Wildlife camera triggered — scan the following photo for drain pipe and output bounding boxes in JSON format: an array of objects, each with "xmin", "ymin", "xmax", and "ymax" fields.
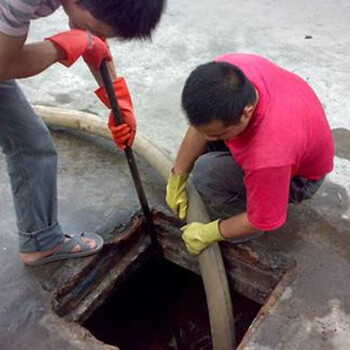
[{"xmin": 34, "ymin": 105, "xmax": 236, "ymax": 350}]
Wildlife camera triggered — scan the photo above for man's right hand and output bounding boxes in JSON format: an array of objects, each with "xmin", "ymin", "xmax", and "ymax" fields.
[
  {"xmin": 166, "ymin": 170, "xmax": 189, "ymax": 220},
  {"xmin": 95, "ymin": 77, "xmax": 137, "ymax": 150},
  {"xmin": 45, "ymin": 29, "xmax": 111, "ymax": 70}
]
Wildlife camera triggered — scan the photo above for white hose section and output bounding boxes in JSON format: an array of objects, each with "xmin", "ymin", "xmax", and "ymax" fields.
[{"xmin": 34, "ymin": 105, "xmax": 236, "ymax": 350}]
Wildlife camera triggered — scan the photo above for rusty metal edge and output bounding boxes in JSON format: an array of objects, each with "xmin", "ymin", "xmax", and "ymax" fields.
[
  {"xmin": 34, "ymin": 105, "xmax": 236, "ymax": 350},
  {"xmin": 237, "ymin": 265, "xmax": 298, "ymax": 349}
]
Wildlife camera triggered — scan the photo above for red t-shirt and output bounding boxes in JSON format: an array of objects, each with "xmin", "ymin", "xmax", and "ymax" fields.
[{"xmin": 216, "ymin": 54, "xmax": 334, "ymax": 231}]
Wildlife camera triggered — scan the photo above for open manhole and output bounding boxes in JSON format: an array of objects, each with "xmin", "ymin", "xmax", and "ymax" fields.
[
  {"xmin": 83, "ymin": 257, "xmax": 261, "ymax": 349},
  {"xmin": 53, "ymin": 211, "xmax": 295, "ymax": 349}
]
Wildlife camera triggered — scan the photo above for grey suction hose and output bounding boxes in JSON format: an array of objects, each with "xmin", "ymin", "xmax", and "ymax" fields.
[{"xmin": 34, "ymin": 105, "xmax": 236, "ymax": 350}]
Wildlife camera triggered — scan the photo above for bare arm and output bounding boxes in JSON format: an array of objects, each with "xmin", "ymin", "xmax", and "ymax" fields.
[
  {"xmin": 175, "ymin": 128, "xmax": 259, "ymax": 238},
  {"xmin": 86, "ymin": 56, "xmax": 117, "ymax": 86},
  {"xmin": 173, "ymin": 126, "xmax": 208, "ymax": 175},
  {"xmin": 220, "ymin": 212, "xmax": 259, "ymax": 239},
  {"xmin": 0, "ymin": 31, "xmax": 64, "ymax": 82},
  {"xmin": 0, "ymin": 28, "xmax": 116, "ymax": 87}
]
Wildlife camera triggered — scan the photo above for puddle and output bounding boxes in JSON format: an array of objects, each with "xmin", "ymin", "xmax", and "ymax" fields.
[{"xmin": 83, "ymin": 257, "xmax": 261, "ymax": 349}]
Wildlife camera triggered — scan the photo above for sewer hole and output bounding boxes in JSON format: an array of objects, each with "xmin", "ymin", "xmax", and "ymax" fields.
[{"xmin": 84, "ymin": 258, "xmax": 261, "ymax": 349}]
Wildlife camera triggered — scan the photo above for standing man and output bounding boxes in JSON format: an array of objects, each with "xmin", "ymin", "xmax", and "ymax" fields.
[
  {"xmin": 0, "ymin": 0, "xmax": 166, "ymax": 265},
  {"xmin": 166, "ymin": 53, "xmax": 334, "ymax": 255}
]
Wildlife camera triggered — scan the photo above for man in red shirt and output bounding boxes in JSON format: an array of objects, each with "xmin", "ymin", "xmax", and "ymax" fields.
[{"xmin": 166, "ymin": 53, "xmax": 334, "ymax": 255}]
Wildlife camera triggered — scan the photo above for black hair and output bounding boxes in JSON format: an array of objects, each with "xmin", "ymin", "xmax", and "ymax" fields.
[
  {"xmin": 181, "ymin": 61, "xmax": 257, "ymax": 126},
  {"xmin": 80, "ymin": 0, "xmax": 166, "ymax": 40}
]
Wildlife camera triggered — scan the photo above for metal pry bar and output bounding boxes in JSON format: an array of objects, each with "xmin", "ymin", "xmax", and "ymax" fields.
[{"xmin": 99, "ymin": 60, "xmax": 160, "ymax": 251}]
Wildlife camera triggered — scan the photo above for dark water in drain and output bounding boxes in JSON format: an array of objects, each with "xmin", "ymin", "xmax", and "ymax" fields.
[{"xmin": 84, "ymin": 258, "xmax": 261, "ymax": 350}]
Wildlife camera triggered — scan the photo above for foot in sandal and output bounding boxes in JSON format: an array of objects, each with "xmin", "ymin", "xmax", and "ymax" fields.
[{"xmin": 20, "ymin": 232, "xmax": 104, "ymax": 266}]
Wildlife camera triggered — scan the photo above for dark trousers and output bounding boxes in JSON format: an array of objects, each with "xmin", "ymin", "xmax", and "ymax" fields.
[{"xmin": 192, "ymin": 141, "xmax": 324, "ymax": 223}]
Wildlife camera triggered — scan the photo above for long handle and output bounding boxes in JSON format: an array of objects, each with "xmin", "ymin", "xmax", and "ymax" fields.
[{"xmin": 99, "ymin": 60, "xmax": 158, "ymax": 247}]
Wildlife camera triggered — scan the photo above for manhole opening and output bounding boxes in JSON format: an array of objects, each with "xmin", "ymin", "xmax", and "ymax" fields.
[
  {"xmin": 83, "ymin": 256, "xmax": 261, "ymax": 350},
  {"xmin": 54, "ymin": 213, "xmax": 294, "ymax": 348}
]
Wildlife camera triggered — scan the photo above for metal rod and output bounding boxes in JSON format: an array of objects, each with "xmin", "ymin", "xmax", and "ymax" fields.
[{"xmin": 99, "ymin": 60, "xmax": 158, "ymax": 247}]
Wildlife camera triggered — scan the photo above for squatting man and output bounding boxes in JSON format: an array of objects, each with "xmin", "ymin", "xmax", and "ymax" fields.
[{"xmin": 166, "ymin": 53, "xmax": 334, "ymax": 255}]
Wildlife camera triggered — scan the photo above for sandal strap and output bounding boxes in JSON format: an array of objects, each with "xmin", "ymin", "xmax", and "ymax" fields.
[{"xmin": 55, "ymin": 232, "xmax": 90, "ymax": 255}]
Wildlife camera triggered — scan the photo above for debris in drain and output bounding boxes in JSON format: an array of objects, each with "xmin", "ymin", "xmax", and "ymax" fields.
[{"xmin": 84, "ymin": 258, "xmax": 261, "ymax": 350}]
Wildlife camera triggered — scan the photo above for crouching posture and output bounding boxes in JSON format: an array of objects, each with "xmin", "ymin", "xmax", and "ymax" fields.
[{"xmin": 166, "ymin": 53, "xmax": 334, "ymax": 255}]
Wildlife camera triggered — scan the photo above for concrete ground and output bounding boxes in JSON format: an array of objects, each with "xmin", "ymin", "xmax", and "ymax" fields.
[
  {"xmin": 0, "ymin": 130, "xmax": 167, "ymax": 350},
  {"xmin": 1, "ymin": 0, "xmax": 350, "ymax": 349}
]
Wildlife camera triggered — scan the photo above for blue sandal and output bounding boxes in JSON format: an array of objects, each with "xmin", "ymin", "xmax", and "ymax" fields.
[{"xmin": 27, "ymin": 232, "xmax": 104, "ymax": 266}]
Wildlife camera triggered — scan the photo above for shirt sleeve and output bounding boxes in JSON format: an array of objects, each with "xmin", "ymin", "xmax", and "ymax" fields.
[
  {"xmin": 245, "ymin": 165, "xmax": 292, "ymax": 231},
  {"xmin": 0, "ymin": 0, "xmax": 34, "ymax": 36}
]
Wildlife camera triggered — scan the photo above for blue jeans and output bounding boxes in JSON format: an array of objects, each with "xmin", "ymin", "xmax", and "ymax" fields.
[{"xmin": 0, "ymin": 80, "xmax": 64, "ymax": 252}]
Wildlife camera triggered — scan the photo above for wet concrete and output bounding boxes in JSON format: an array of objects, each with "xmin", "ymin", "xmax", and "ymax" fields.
[
  {"xmin": 0, "ymin": 130, "xmax": 166, "ymax": 350},
  {"xmin": 238, "ymin": 179, "xmax": 350, "ymax": 349},
  {"xmin": 1, "ymin": 127, "xmax": 350, "ymax": 349},
  {"xmin": 0, "ymin": 127, "xmax": 349, "ymax": 350},
  {"xmin": 1, "ymin": 0, "xmax": 350, "ymax": 348}
]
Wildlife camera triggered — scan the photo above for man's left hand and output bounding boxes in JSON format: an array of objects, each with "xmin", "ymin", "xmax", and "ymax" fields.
[{"xmin": 181, "ymin": 220, "xmax": 224, "ymax": 255}]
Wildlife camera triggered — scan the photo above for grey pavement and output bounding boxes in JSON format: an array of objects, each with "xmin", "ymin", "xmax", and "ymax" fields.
[
  {"xmin": 22, "ymin": 0, "xmax": 350, "ymax": 215},
  {"xmin": 0, "ymin": 130, "xmax": 166, "ymax": 350},
  {"xmin": 1, "ymin": 0, "xmax": 350, "ymax": 349}
]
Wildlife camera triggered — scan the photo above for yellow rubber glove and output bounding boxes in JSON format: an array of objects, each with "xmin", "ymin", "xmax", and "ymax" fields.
[
  {"xmin": 181, "ymin": 220, "xmax": 224, "ymax": 255},
  {"xmin": 166, "ymin": 170, "xmax": 189, "ymax": 220}
]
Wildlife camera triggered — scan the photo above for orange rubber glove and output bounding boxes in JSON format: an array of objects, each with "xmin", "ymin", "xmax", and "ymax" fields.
[
  {"xmin": 45, "ymin": 29, "xmax": 112, "ymax": 70},
  {"xmin": 95, "ymin": 77, "xmax": 136, "ymax": 149},
  {"xmin": 82, "ymin": 36, "xmax": 111, "ymax": 70}
]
